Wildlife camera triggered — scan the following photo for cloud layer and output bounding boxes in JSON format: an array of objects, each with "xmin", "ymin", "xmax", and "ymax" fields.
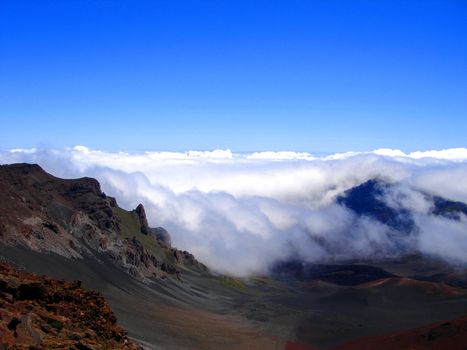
[{"xmin": 2, "ymin": 146, "xmax": 467, "ymax": 276}]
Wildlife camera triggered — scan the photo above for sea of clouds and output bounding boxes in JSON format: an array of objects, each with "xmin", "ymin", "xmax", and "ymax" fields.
[{"xmin": 1, "ymin": 146, "xmax": 467, "ymax": 276}]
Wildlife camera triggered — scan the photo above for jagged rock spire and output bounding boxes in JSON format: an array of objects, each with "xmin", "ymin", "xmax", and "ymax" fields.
[{"xmin": 134, "ymin": 203, "xmax": 149, "ymax": 235}]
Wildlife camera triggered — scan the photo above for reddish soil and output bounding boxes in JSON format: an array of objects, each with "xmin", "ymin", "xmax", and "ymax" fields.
[
  {"xmin": 0, "ymin": 262, "xmax": 139, "ymax": 349},
  {"xmin": 332, "ymin": 316, "xmax": 467, "ymax": 350}
]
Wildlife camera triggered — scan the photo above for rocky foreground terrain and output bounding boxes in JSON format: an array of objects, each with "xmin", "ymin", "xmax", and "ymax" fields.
[
  {"xmin": 0, "ymin": 261, "xmax": 139, "ymax": 349},
  {"xmin": 0, "ymin": 163, "xmax": 466, "ymax": 349}
]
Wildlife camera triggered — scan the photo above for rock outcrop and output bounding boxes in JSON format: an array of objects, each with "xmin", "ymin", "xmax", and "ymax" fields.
[
  {"xmin": 132, "ymin": 204, "xmax": 150, "ymax": 235},
  {"xmin": 0, "ymin": 261, "xmax": 139, "ymax": 349}
]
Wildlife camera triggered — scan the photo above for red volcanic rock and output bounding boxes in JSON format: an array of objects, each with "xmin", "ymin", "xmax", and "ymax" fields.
[
  {"xmin": 0, "ymin": 262, "xmax": 140, "ymax": 349},
  {"xmin": 332, "ymin": 316, "xmax": 467, "ymax": 350}
]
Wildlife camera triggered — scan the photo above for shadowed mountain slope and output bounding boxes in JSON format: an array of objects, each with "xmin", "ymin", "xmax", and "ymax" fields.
[
  {"xmin": 338, "ymin": 178, "xmax": 467, "ymax": 230},
  {"xmin": 337, "ymin": 179, "xmax": 415, "ymax": 233}
]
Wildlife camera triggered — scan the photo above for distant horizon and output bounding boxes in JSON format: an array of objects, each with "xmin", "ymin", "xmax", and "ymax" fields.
[{"xmin": 3, "ymin": 144, "xmax": 467, "ymax": 156}]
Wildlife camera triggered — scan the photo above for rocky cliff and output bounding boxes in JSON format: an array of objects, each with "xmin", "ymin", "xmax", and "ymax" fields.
[{"xmin": 0, "ymin": 163, "xmax": 207, "ymax": 280}]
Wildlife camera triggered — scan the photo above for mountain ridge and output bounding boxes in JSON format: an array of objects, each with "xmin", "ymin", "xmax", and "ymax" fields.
[{"xmin": 0, "ymin": 163, "xmax": 206, "ymax": 280}]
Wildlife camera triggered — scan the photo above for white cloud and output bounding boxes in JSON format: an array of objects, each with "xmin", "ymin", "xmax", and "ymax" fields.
[
  {"xmin": 408, "ymin": 148, "xmax": 467, "ymax": 160},
  {"xmin": 247, "ymin": 151, "xmax": 315, "ymax": 160},
  {"xmin": 1, "ymin": 146, "xmax": 467, "ymax": 275},
  {"xmin": 415, "ymin": 214, "xmax": 467, "ymax": 264},
  {"xmin": 373, "ymin": 148, "xmax": 408, "ymax": 158}
]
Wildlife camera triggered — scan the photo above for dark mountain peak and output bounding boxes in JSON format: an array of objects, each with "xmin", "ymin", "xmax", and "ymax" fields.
[
  {"xmin": 0, "ymin": 163, "xmax": 103, "ymax": 197},
  {"xmin": 338, "ymin": 178, "xmax": 467, "ymax": 232},
  {"xmin": 1, "ymin": 162, "xmax": 44, "ymax": 172},
  {"xmin": 338, "ymin": 178, "xmax": 415, "ymax": 233},
  {"xmin": 339, "ymin": 179, "xmax": 388, "ymax": 208},
  {"xmin": 0, "ymin": 163, "xmax": 53, "ymax": 182}
]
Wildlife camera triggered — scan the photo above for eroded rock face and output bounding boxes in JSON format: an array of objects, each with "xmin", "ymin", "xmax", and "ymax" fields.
[
  {"xmin": 0, "ymin": 163, "xmax": 207, "ymax": 280},
  {"xmin": 0, "ymin": 262, "xmax": 140, "ymax": 349},
  {"xmin": 132, "ymin": 204, "xmax": 150, "ymax": 235}
]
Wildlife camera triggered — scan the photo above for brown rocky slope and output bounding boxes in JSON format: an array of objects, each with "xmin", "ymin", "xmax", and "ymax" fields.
[{"xmin": 0, "ymin": 261, "xmax": 139, "ymax": 349}]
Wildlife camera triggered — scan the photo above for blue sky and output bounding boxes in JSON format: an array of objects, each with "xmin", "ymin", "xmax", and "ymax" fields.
[{"xmin": 1, "ymin": 0, "xmax": 466, "ymax": 152}]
